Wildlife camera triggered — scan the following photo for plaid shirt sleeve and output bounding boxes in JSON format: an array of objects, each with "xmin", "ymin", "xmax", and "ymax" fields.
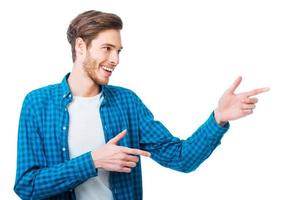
[
  {"xmin": 136, "ymin": 94, "xmax": 230, "ymax": 173},
  {"xmin": 14, "ymin": 94, "xmax": 97, "ymax": 200}
]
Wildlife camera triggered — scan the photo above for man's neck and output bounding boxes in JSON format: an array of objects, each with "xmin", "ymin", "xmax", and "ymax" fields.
[{"xmin": 68, "ymin": 66, "xmax": 100, "ymax": 97}]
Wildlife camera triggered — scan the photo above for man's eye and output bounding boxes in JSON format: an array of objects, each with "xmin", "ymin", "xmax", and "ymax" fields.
[{"xmin": 103, "ymin": 47, "xmax": 111, "ymax": 51}]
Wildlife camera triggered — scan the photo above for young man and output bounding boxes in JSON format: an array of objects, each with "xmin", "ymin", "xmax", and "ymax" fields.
[{"xmin": 14, "ymin": 10, "xmax": 269, "ymax": 200}]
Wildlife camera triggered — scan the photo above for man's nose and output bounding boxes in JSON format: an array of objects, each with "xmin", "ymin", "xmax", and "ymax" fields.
[{"xmin": 109, "ymin": 51, "xmax": 119, "ymax": 66}]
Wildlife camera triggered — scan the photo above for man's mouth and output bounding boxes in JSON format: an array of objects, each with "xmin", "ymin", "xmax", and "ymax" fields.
[{"xmin": 101, "ymin": 66, "xmax": 114, "ymax": 72}]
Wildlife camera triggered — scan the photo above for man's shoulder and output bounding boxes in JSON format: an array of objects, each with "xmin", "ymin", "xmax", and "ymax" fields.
[
  {"xmin": 103, "ymin": 85, "xmax": 142, "ymax": 110},
  {"xmin": 24, "ymin": 83, "xmax": 62, "ymax": 104},
  {"xmin": 104, "ymin": 85, "xmax": 137, "ymax": 98}
]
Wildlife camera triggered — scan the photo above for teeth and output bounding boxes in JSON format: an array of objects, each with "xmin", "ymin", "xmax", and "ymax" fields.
[{"xmin": 102, "ymin": 66, "xmax": 114, "ymax": 72}]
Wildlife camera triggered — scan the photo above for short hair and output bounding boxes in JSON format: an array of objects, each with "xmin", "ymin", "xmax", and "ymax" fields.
[{"xmin": 67, "ymin": 10, "xmax": 123, "ymax": 62}]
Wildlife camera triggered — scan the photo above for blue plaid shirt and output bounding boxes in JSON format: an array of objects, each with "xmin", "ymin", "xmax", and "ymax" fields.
[{"xmin": 14, "ymin": 73, "xmax": 229, "ymax": 200}]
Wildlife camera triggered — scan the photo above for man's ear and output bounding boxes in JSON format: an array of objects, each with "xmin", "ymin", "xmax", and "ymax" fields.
[{"xmin": 75, "ymin": 37, "xmax": 87, "ymax": 58}]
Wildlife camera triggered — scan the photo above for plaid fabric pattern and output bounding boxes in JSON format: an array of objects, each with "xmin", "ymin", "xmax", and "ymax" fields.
[{"xmin": 14, "ymin": 73, "xmax": 229, "ymax": 200}]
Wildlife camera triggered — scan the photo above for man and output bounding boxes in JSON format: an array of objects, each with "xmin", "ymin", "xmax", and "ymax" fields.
[{"xmin": 14, "ymin": 10, "xmax": 269, "ymax": 200}]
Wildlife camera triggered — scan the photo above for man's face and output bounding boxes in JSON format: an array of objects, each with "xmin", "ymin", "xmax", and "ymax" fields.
[{"xmin": 82, "ymin": 29, "xmax": 122, "ymax": 85}]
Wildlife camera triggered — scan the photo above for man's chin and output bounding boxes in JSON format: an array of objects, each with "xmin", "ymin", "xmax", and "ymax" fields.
[
  {"xmin": 89, "ymin": 72, "xmax": 110, "ymax": 85},
  {"xmin": 95, "ymin": 78, "xmax": 109, "ymax": 85}
]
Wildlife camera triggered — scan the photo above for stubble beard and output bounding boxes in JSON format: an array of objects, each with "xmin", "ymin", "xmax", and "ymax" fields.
[{"xmin": 83, "ymin": 54, "xmax": 109, "ymax": 85}]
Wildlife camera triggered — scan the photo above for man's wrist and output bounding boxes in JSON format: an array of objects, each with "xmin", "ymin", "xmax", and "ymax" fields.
[
  {"xmin": 91, "ymin": 151, "xmax": 99, "ymax": 169},
  {"xmin": 214, "ymin": 109, "xmax": 227, "ymax": 126}
]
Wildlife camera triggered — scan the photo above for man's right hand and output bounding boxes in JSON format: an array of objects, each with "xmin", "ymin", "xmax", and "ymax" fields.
[{"xmin": 91, "ymin": 130, "xmax": 151, "ymax": 173}]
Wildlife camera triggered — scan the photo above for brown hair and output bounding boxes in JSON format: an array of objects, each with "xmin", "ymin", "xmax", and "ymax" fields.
[{"xmin": 67, "ymin": 10, "xmax": 123, "ymax": 62}]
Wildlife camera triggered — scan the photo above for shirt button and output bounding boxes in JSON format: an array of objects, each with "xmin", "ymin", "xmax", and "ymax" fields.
[
  {"xmin": 63, "ymin": 126, "xmax": 66, "ymax": 130},
  {"xmin": 62, "ymin": 147, "xmax": 66, "ymax": 151},
  {"xmin": 68, "ymin": 94, "xmax": 72, "ymax": 98}
]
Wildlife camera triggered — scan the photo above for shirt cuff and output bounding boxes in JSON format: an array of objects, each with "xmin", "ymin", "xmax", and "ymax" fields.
[
  {"xmin": 205, "ymin": 111, "xmax": 230, "ymax": 137},
  {"xmin": 73, "ymin": 152, "xmax": 97, "ymax": 181}
]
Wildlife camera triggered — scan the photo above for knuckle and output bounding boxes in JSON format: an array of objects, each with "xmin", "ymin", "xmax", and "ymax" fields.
[
  {"xmin": 130, "ymin": 156, "xmax": 139, "ymax": 162},
  {"xmin": 117, "ymin": 160, "xmax": 124, "ymax": 166},
  {"xmin": 128, "ymin": 162, "xmax": 136, "ymax": 168},
  {"xmin": 131, "ymin": 148, "xmax": 138, "ymax": 154},
  {"xmin": 120, "ymin": 154, "xmax": 127, "ymax": 160},
  {"xmin": 118, "ymin": 148, "xmax": 124, "ymax": 154},
  {"xmin": 118, "ymin": 166, "xmax": 124, "ymax": 171}
]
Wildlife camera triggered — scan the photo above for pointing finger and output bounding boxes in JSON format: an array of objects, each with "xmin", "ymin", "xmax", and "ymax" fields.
[
  {"xmin": 122, "ymin": 147, "xmax": 151, "ymax": 157},
  {"xmin": 244, "ymin": 87, "xmax": 270, "ymax": 97}
]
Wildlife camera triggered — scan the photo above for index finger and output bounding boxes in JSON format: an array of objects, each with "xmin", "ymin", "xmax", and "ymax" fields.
[
  {"xmin": 244, "ymin": 87, "xmax": 270, "ymax": 97},
  {"xmin": 122, "ymin": 147, "xmax": 151, "ymax": 157}
]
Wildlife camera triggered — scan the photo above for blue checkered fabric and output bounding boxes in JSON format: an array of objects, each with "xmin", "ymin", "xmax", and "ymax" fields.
[{"xmin": 14, "ymin": 73, "xmax": 229, "ymax": 200}]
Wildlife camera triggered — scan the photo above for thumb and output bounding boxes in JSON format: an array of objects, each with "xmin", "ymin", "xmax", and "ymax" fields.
[
  {"xmin": 108, "ymin": 129, "xmax": 127, "ymax": 145},
  {"xmin": 226, "ymin": 76, "xmax": 242, "ymax": 94}
]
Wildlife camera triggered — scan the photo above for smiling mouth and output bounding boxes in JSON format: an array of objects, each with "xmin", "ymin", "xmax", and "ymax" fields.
[{"xmin": 101, "ymin": 66, "xmax": 114, "ymax": 72}]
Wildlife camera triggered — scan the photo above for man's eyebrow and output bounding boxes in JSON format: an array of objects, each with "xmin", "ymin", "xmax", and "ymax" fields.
[{"xmin": 102, "ymin": 43, "xmax": 123, "ymax": 50}]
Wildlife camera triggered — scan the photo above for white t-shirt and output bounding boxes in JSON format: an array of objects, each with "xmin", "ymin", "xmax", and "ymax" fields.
[{"xmin": 68, "ymin": 93, "xmax": 113, "ymax": 200}]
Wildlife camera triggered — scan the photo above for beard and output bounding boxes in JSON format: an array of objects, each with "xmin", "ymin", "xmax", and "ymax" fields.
[{"xmin": 83, "ymin": 53, "xmax": 109, "ymax": 85}]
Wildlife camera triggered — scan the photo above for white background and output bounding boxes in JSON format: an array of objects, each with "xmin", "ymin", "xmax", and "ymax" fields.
[{"xmin": 1, "ymin": 0, "xmax": 299, "ymax": 199}]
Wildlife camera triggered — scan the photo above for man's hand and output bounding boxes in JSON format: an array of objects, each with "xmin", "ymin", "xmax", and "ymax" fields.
[
  {"xmin": 91, "ymin": 130, "xmax": 151, "ymax": 173},
  {"xmin": 214, "ymin": 76, "xmax": 270, "ymax": 125}
]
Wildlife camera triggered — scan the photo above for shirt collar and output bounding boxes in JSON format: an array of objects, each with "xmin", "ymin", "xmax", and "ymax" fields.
[
  {"xmin": 61, "ymin": 73, "xmax": 72, "ymax": 99},
  {"xmin": 59, "ymin": 73, "xmax": 111, "ymax": 105}
]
